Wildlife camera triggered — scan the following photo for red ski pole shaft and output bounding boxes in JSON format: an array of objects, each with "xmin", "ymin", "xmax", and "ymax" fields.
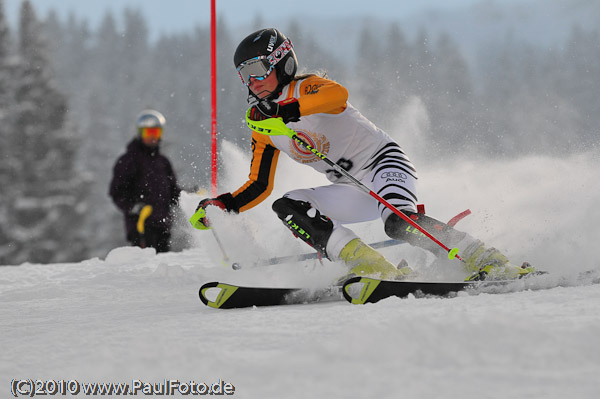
[{"xmin": 290, "ymin": 134, "xmax": 462, "ymax": 261}]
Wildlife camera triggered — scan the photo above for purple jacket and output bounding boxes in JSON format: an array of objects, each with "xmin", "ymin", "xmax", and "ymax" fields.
[{"xmin": 109, "ymin": 138, "xmax": 180, "ymax": 238}]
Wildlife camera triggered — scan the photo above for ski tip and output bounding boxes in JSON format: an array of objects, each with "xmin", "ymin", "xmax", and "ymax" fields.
[
  {"xmin": 199, "ymin": 281, "xmax": 219, "ymax": 306},
  {"xmin": 342, "ymin": 277, "xmax": 381, "ymax": 305},
  {"xmin": 342, "ymin": 277, "xmax": 360, "ymax": 304},
  {"xmin": 199, "ymin": 282, "xmax": 239, "ymax": 309}
]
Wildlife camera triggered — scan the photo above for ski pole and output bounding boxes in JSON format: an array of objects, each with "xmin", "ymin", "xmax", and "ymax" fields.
[
  {"xmin": 245, "ymin": 109, "xmax": 462, "ymax": 262},
  {"xmin": 189, "ymin": 206, "xmax": 242, "ymax": 269},
  {"xmin": 211, "ymin": 227, "xmax": 241, "ymax": 270}
]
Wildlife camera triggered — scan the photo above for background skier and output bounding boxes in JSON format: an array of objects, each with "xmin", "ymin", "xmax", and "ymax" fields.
[{"xmin": 110, "ymin": 109, "xmax": 181, "ymax": 252}]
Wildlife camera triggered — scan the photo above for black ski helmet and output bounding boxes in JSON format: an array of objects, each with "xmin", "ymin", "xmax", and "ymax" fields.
[{"xmin": 234, "ymin": 28, "xmax": 297, "ymax": 90}]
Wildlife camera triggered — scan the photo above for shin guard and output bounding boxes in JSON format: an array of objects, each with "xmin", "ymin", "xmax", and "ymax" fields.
[{"xmin": 384, "ymin": 211, "xmax": 467, "ymax": 258}]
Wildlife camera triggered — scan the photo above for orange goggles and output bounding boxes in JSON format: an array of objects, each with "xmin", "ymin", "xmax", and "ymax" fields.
[{"xmin": 140, "ymin": 127, "xmax": 162, "ymax": 140}]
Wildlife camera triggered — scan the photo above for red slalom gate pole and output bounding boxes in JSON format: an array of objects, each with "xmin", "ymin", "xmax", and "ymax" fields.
[{"xmin": 210, "ymin": 0, "xmax": 218, "ymax": 196}]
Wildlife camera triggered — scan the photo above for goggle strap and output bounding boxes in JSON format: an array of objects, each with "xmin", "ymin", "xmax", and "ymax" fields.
[{"xmin": 266, "ymin": 38, "xmax": 293, "ymax": 66}]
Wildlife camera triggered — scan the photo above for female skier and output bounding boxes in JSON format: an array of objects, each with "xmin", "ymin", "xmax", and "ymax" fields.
[{"xmin": 191, "ymin": 28, "xmax": 534, "ymax": 282}]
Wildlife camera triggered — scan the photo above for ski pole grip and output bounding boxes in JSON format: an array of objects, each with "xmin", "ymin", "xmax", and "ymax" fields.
[
  {"xmin": 245, "ymin": 108, "xmax": 291, "ymax": 137},
  {"xmin": 189, "ymin": 208, "xmax": 210, "ymax": 230}
]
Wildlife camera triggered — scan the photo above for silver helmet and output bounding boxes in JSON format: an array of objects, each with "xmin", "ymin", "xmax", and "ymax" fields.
[{"xmin": 136, "ymin": 109, "xmax": 166, "ymax": 130}]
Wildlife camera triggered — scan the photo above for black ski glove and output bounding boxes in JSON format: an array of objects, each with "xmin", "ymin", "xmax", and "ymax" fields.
[{"xmin": 249, "ymin": 98, "xmax": 301, "ymax": 123}]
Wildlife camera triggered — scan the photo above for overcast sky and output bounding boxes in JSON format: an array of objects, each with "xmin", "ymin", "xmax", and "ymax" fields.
[{"xmin": 4, "ymin": 0, "xmax": 522, "ymax": 37}]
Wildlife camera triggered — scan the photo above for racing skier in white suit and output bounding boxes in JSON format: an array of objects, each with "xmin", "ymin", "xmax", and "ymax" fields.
[{"xmin": 191, "ymin": 28, "xmax": 535, "ymax": 282}]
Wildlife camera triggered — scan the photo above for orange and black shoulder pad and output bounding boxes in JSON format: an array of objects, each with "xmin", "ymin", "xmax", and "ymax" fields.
[{"xmin": 296, "ymin": 76, "xmax": 348, "ymax": 116}]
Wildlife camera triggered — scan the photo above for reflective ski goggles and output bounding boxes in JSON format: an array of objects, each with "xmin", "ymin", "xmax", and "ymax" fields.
[
  {"xmin": 236, "ymin": 57, "xmax": 274, "ymax": 87},
  {"xmin": 236, "ymin": 38, "xmax": 294, "ymax": 87},
  {"xmin": 140, "ymin": 127, "xmax": 163, "ymax": 140}
]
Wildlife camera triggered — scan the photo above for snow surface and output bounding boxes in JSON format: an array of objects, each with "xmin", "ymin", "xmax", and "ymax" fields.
[
  {"xmin": 2, "ymin": 246, "xmax": 599, "ymax": 398},
  {"xmin": 2, "ymin": 147, "xmax": 600, "ymax": 398}
]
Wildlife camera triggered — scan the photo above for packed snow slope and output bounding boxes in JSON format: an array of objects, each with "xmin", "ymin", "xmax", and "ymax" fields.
[{"xmin": 2, "ymin": 148, "xmax": 600, "ymax": 398}]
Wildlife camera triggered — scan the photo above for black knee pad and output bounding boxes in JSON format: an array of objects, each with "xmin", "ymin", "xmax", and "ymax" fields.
[
  {"xmin": 384, "ymin": 210, "xmax": 466, "ymax": 257},
  {"xmin": 272, "ymin": 197, "xmax": 334, "ymax": 258}
]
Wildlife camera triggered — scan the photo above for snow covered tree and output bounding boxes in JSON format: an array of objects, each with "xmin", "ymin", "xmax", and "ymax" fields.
[
  {"xmin": 0, "ymin": 0, "xmax": 17, "ymax": 260},
  {"xmin": 427, "ymin": 33, "xmax": 474, "ymax": 151},
  {"xmin": 353, "ymin": 25, "xmax": 385, "ymax": 122},
  {"xmin": 1, "ymin": 1, "xmax": 90, "ymax": 264},
  {"xmin": 559, "ymin": 26, "xmax": 600, "ymax": 148},
  {"xmin": 0, "ymin": 0, "xmax": 12, "ymax": 153},
  {"xmin": 377, "ymin": 23, "xmax": 415, "ymax": 131}
]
